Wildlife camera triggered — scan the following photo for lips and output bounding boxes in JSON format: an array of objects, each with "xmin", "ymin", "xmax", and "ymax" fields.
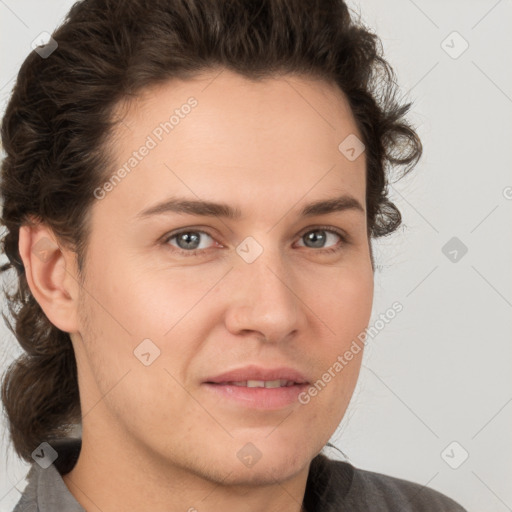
[
  {"xmin": 204, "ymin": 364, "xmax": 309, "ymax": 386},
  {"xmin": 202, "ymin": 365, "xmax": 310, "ymax": 409},
  {"xmin": 223, "ymin": 379, "xmax": 298, "ymax": 388}
]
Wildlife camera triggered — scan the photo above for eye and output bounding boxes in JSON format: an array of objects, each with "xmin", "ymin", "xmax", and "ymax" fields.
[
  {"xmin": 163, "ymin": 229, "xmax": 218, "ymax": 256},
  {"xmin": 161, "ymin": 225, "xmax": 349, "ymax": 258},
  {"xmin": 295, "ymin": 226, "xmax": 348, "ymax": 253}
]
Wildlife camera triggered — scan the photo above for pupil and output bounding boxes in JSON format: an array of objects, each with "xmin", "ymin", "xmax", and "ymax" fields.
[
  {"xmin": 306, "ymin": 231, "xmax": 325, "ymax": 248},
  {"xmin": 179, "ymin": 232, "xmax": 200, "ymax": 249}
]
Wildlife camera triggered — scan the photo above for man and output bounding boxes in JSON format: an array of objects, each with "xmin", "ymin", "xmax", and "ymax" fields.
[{"xmin": 1, "ymin": 0, "xmax": 466, "ymax": 510}]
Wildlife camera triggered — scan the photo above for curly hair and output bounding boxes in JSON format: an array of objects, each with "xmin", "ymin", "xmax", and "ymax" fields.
[{"xmin": 0, "ymin": 0, "xmax": 421, "ymax": 464}]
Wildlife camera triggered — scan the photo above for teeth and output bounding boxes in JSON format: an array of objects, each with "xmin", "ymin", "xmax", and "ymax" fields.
[
  {"xmin": 247, "ymin": 380, "xmax": 266, "ymax": 388},
  {"xmin": 262, "ymin": 379, "xmax": 281, "ymax": 388},
  {"xmin": 228, "ymin": 379, "xmax": 294, "ymax": 388}
]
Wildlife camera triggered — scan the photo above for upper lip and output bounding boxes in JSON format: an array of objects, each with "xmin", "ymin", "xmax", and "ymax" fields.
[{"xmin": 204, "ymin": 365, "xmax": 309, "ymax": 384}]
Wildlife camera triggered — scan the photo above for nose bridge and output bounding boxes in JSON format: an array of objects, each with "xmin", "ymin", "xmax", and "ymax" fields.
[
  {"xmin": 227, "ymin": 234, "xmax": 300, "ymax": 339},
  {"xmin": 236, "ymin": 233, "xmax": 290, "ymax": 288}
]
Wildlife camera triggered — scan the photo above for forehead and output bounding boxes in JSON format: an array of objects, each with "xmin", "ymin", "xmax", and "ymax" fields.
[{"xmin": 102, "ymin": 69, "xmax": 366, "ymax": 220}]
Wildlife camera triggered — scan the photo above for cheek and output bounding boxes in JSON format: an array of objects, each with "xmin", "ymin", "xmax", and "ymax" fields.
[
  {"xmin": 89, "ymin": 256, "xmax": 201, "ymax": 342},
  {"xmin": 340, "ymin": 272, "xmax": 374, "ymax": 336},
  {"xmin": 77, "ymin": 275, "xmax": 197, "ymax": 437},
  {"xmin": 314, "ymin": 260, "xmax": 374, "ymax": 338},
  {"xmin": 304, "ymin": 264, "xmax": 372, "ymax": 411}
]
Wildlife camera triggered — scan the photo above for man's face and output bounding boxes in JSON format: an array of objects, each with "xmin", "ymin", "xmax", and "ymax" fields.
[{"xmin": 71, "ymin": 69, "xmax": 374, "ymax": 484}]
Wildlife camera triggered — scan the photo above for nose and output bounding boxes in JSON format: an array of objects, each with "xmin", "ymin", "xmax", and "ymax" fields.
[{"xmin": 223, "ymin": 239, "xmax": 305, "ymax": 343}]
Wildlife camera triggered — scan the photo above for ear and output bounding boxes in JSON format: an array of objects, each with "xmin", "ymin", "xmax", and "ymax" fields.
[{"xmin": 18, "ymin": 218, "xmax": 81, "ymax": 334}]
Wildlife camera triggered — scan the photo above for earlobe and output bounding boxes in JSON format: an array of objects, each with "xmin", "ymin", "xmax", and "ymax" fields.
[{"xmin": 18, "ymin": 222, "xmax": 80, "ymax": 334}]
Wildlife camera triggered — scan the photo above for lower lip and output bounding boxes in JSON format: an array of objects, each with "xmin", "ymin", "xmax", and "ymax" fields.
[{"xmin": 202, "ymin": 383, "xmax": 309, "ymax": 409}]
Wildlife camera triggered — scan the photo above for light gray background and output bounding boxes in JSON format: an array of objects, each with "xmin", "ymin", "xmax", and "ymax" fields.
[{"xmin": 0, "ymin": 1, "xmax": 511, "ymax": 511}]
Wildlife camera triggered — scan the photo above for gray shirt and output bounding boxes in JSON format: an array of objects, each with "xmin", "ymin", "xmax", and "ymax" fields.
[{"xmin": 12, "ymin": 438, "xmax": 468, "ymax": 511}]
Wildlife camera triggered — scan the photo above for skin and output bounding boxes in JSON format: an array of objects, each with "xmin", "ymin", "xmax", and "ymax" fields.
[{"xmin": 18, "ymin": 68, "xmax": 374, "ymax": 512}]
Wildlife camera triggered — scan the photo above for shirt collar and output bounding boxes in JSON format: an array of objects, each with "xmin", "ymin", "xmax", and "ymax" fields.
[{"xmin": 16, "ymin": 450, "xmax": 85, "ymax": 512}]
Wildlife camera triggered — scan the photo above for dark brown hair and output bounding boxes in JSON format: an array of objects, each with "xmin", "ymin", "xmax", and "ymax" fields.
[{"xmin": 0, "ymin": 0, "xmax": 421, "ymax": 468}]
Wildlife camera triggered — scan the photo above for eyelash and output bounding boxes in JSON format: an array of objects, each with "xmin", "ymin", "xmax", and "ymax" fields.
[{"xmin": 161, "ymin": 225, "xmax": 349, "ymax": 258}]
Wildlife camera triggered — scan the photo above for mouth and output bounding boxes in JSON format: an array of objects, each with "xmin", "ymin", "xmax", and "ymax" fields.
[
  {"xmin": 202, "ymin": 366, "xmax": 310, "ymax": 409},
  {"xmin": 207, "ymin": 379, "xmax": 302, "ymax": 388}
]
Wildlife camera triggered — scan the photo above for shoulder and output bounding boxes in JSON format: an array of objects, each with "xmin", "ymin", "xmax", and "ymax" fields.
[
  {"xmin": 347, "ymin": 462, "xmax": 467, "ymax": 511},
  {"xmin": 305, "ymin": 454, "xmax": 467, "ymax": 511},
  {"xmin": 11, "ymin": 438, "xmax": 84, "ymax": 512}
]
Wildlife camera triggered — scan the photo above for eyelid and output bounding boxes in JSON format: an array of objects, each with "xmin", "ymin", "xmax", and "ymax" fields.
[
  {"xmin": 296, "ymin": 224, "xmax": 349, "ymax": 243},
  {"xmin": 161, "ymin": 224, "xmax": 350, "ymax": 256},
  {"xmin": 161, "ymin": 227, "xmax": 219, "ymax": 251}
]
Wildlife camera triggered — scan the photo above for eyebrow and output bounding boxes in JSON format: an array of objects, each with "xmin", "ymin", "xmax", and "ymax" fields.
[{"xmin": 136, "ymin": 194, "xmax": 365, "ymax": 220}]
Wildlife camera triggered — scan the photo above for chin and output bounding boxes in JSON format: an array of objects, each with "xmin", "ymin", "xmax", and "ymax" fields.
[
  {"xmin": 232, "ymin": 443, "xmax": 310, "ymax": 483},
  {"xmin": 178, "ymin": 442, "xmax": 310, "ymax": 488},
  {"xmin": 217, "ymin": 456, "xmax": 308, "ymax": 487}
]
